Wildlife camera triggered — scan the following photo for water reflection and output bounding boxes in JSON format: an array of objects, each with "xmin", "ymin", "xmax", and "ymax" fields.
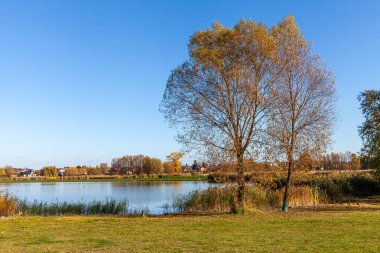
[{"xmin": 0, "ymin": 181, "xmax": 211, "ymax": 214}]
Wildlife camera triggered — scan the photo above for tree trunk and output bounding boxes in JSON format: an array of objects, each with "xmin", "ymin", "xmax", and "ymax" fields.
[
  {"xmin": 235, "ymin": 152, "xmax": 245, "ymax": 214},
  {"xmin": 282, "ymin": 158, "xmax": 293, "ymax": 212}
]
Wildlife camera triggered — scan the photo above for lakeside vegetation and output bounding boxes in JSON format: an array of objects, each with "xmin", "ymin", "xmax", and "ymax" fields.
[
  {"xmin": 0, "ymin": 208, "xmax": 379, "ymax": 252},
  {"xmin": 2, "ymin": 171, "xmax": 378, "ymax": 217},
  {"xmin": 0, "ymin": 193, "xmax": 136, "ymax": 216},
  {"xmin": 168, "ymin": 171, "xmax": 380, "ymax": 213}
]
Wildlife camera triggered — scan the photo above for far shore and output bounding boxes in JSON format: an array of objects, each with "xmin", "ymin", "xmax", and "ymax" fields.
[{"xmin": 0, "ymin": 174, "xmax": 209, "ymax": 183}]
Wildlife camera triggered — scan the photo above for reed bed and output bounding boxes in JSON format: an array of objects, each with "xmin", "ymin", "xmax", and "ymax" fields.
[
  {"xmin": 0, "ymin": 192, "xmax": 148, "ymax": 216},
  {"xmin": 168, "ymin": 185, "xmax": 323, "ymax": 213},
  {"xmin": 16, "ymin": 198, "xmax": 132, "ymax": 216}
]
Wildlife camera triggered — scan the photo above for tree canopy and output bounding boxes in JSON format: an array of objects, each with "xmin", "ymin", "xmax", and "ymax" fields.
[{"xmin": 358, "ymin": 90, "xmax": 380, "ymax": 169}]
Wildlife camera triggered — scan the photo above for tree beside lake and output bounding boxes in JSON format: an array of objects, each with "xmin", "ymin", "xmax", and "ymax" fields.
[{"xmin": 161, "ymin": 16, "xmax": 336, "ymax": 212}]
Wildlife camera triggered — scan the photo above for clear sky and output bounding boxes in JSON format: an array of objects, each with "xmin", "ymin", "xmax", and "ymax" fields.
[{"xmin": 0, "ymin": 0, "xmax": 379, "ymax": 168}]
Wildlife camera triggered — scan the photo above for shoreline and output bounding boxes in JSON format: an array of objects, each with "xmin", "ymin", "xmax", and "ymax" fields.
[{"xmin": 0, "ymin": 175, "xmax": 209, "ymax": 183}]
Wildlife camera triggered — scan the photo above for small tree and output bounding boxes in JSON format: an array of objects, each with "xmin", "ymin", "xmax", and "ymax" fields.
[
  {"xmin": 358, "ymin": 90, "xmax": 380, "ymax": 169},
  {"xmin": 0, "ymin": 168, "xmax": 6, "ymax": 177},
  {"xmin": 350, "ymin": 153, "xmax": 361, "ymax": 170},
  {"xmin": 87, "ymin": 167, "xmax": 101, "ymax": 175},
  {"xmin": 166, "ymin": 152, "xmax": 183, "ymax": 173},
  {"xmin": 268, "ymin": 17, "xmax": 336, "ymax": 211},
  {"xmin": 4, "ymin": 165, "xmax": 13, "ymax": 178},
  {"xmin": 143, "ymin": 156, "xmax": 153, "ymax": 175},
  {"xmin": 43, "ymin": 166, "xmax": 58, "ymax": 178},
  {"xmin": 150, "ymin": 158, "xmax": 163, "ymax": 174},
  {"xmin": 64, "ymin": 167, "xmax": 78, "ymax": 176},
  {"xmin": 99, "ymin": 163, "xmax": 110, "ymax": 175},
  {"xmin": 297, "ymin": 152, "xmax": 314, "ymax": 171},
  {"xmin": 163, "ymin": 161, "xmax": 175, "ymax": 174}
]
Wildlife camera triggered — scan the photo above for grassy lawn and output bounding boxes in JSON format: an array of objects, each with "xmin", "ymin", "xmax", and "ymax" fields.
[{"xmin": 0, "ymin": 208, "xmax": 379, "ymax": 252}]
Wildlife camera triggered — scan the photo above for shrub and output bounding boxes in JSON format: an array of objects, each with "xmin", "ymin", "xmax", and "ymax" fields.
[
  {"xmin": 0, "ymin": 192, "xmax": 18, "ymax": 216},
  {"xmin": 310, "ymin": 173, "xmax": 380, "ymax": 202}
]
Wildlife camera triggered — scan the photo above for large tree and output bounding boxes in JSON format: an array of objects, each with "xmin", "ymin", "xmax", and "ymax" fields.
[
  {"xmin": 160, "ymin": 20, "xmax": 276, "ymax": 212},
  {"xmin": 358, "ymin": 90, "xmax": 380, "ymax": 169},
  {"xmin": 268, "ymin": 17, "xmax": 336, "ymax": 211},
  {"xmin": 161, "ymin": 16, "xmax": 336, "ymax": 212}
]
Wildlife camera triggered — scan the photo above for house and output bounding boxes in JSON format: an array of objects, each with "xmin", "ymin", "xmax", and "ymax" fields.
[
  {"xmin": 57, "ymin": 168, "xmax": 66, "ymax": 177},
  {"xmin": 19, "ymin": 169, "xmax": 37, "ymax": 178}
]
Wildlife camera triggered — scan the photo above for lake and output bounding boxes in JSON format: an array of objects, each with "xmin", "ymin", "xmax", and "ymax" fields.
[{"xmin": 0, "ymin": 181, "xmax": 212, "ymax": 214}]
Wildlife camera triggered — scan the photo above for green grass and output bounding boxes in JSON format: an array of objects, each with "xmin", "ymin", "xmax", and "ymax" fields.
[
  {"xmin": 0, "ymin": 175, "xmax": 208, "ymax": 183},
  {"xmin": 0, "ymin": 210, "xmax": 379, "ymax": 252}
]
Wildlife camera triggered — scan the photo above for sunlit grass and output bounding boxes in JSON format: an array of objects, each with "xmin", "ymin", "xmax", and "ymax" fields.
[{"xmin": 0, "ymin": 210, "xmax": 379, "ymax": 252}]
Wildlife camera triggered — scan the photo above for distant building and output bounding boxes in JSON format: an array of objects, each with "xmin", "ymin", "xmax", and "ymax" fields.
[
  {"xmin": 19, "ymin": 169, "xmax": 36, "ymax": 178},
  {"xmin": 57, "ymin": 168, "xmax": 66, "ymax": 177}
]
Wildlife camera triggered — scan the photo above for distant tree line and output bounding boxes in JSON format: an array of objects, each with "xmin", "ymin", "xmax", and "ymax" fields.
[{"xmin": 110, "ymin": 152, "xmax": 184, "ymax": 175}]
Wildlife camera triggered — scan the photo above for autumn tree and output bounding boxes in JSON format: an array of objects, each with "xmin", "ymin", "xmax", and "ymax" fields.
[
  {"xmin": 87, "ymin": 167, "xmax": 101, "ymax": 175},
  {"xmin": 358, "ymin": 90, "xmax": 380, "ymax": 169},
  {"xmin": 160, "ymin": 20, "xmax": 276, "ymax": 212},
  {"xmin": 268, "ymin": 17, "xmax": 336, "ymax": 211},
  {"xmin": 150, "ymin": 158, "xmax": 163, "ymax": 174},
  {"xmin": 0, "ymin": 168, "xmax": 6, "ymax": 177},
  {"xmin": 166, "ymin": 152, "xmax": 183, "ymax": 173},
  {"xmin": 163, "ymin": 161, "xmax": 175, "ymax": 174},
  {"xmin": 4, "ymin": 165, "xmax": 13, "ymax": 178},
  {"xmin": 64, "ymin": 167, "xmax": 79, "ymax": 176},
  {"xmin": 99, "ymin": 163, "xmax": 110, "ymax": 175},
  {"xmin": 142, "ymin": 157, "xmax": 163, "ymax": 175},
  {"xmin": 43, "ymin": 166, "xmax": 58, "ymax": 178},
  {"xmin": 351, "ymin": 153, "xmax": 361, "ymax": 170},
  {"xmin": 143, "ymin": 156, "xmax": 153, "ymax": 175},
  {"xmin": 297, "ymin": 152, "xmax": 314, "ymax": 171},
  {"xmin": 321, "ymin": 151, "xmax": 359, "ymax": 170},
  {"xmin": 111, "ymin": 155, "xmax": 145, "ymax": 175}
]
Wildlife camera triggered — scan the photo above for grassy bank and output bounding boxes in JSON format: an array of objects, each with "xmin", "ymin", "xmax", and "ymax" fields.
[
  {"xmin": 0, "ymin": 175, "xmax": 208, "ymax": 183},
  {"xmin": 0, "ymin": 208, "xmax": 379, "ymax": 252}
]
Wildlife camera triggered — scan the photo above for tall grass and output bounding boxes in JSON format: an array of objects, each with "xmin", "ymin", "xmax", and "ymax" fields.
[
  {"xmin": 168, "ymin": 185, "xmax": 322, "ymax": 213},
  {"xmin": 0, "ymin": 192, "xmax": 148, "ymax": 216},
  {"xmin": 16, "ymin": 198, "xmax": 132, "ymax": 216},
  {"xmin": 0, "ymin": 192, "xmax": 18, "ymax": 216}
]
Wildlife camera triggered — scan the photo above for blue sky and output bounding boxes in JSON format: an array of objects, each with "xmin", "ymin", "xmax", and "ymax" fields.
[{"xmin": 0, "ymin": 0, "xmax": 379, "ymax": 168}]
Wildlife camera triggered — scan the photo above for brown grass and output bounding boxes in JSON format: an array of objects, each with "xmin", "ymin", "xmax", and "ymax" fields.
[{"xmin": 0, "ymin": 192, "xmax": 18, "ymax": 216}]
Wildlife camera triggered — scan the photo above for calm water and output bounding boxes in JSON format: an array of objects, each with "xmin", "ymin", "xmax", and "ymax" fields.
[{"xmin": 0, "ymin": 181, "xmax": 212, "ymax": 214}]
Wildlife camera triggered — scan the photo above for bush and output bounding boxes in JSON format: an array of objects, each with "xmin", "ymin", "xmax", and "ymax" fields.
[
  {"xmin": 311, "ymin": 174, "xmax": 380, "ymax": 202},
  {"xmin": 0, "ymin": 192, "xmax": 18, "ymax": 216}
]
